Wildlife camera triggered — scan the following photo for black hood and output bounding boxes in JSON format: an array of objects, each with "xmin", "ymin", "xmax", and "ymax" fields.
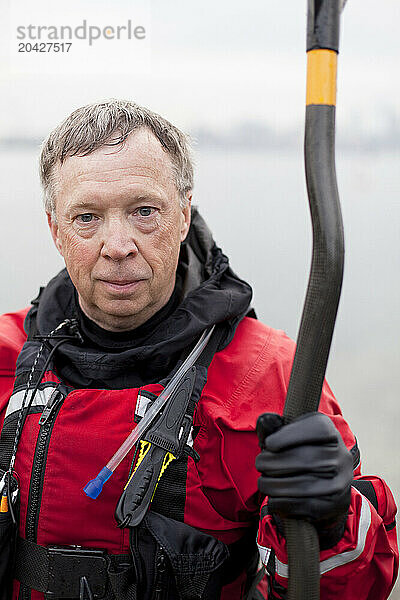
[{"xmin": 25, "ymin": 209, "xmax": 253, "ymax": 389}]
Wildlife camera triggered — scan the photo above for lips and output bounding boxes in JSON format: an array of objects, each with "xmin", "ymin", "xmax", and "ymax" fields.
[
  {"xmin": 103, "ymin": 280, "xmax": 140, "ymax": 285},
  {"xmin": 98, "ymin": 278, "xmax": 146, "ymax": 294}
]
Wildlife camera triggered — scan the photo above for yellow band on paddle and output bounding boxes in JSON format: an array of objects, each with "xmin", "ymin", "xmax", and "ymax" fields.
[{"xmin": 306, "ymin": 49, "xmax": 337, "ymax": 106}]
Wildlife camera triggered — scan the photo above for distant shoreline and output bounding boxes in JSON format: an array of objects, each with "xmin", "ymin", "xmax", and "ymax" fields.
[{"xmin": 1, "ymin": 126, "xmax": 399, "ymax": 154}]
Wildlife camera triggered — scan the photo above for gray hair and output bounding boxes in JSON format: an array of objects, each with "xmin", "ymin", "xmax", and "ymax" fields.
[{"xmin": 39, "ymin": 99, "xmax": 194, "ymax": 218}]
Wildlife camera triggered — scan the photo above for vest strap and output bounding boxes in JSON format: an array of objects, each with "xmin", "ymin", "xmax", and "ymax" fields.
[
  {"xmin": 14, "ymin": 526, "xmax": 258, "ymax": 599},
  {"xmin": 14, "ymin": 536, "xmax": 130, "ymax": 598}
]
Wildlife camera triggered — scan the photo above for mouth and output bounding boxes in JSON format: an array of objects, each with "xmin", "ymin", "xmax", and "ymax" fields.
[{"xmin": 99, "ymin": 279, "xmax": 145, "ymax": 293}]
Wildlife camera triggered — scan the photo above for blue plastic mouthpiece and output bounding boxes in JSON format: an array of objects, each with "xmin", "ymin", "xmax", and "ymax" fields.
[{"xmin": 83, "ymin": 467, "xmax": 113, "ymax": 499}]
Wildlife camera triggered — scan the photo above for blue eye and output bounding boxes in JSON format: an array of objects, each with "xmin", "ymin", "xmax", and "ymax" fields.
[
  {"xmin": 138, "ymin": 207, "xmax": 154, "ymax": 217},
  {"xmin": 78, "ymin": 213, "xmax": 93, "ymax": 223}
]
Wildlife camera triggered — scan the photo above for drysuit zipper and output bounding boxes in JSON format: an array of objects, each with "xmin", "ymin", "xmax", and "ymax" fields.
[
  {"xmin": 13, "ymin": 319, "xmax": 82, "ymax": 600},
  {"xmin": 25, "ymin": 390, "xmax": 64, "ymax": 541},
  {"xmin": 153, "ymin": 547, "xmax": 168, "ymax": 600},
  {"xmin": 21, "ymin": 391, "xmax": 64, "ymax": 600},
  {"xmin": 38, "ymin": 388, "xmax": 63, "ymax": 426}
]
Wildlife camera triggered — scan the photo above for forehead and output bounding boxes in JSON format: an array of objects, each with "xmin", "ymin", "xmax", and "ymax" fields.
[{"xmin": 57, "ymin": 128, "xmax": 176, "ymax": 198}]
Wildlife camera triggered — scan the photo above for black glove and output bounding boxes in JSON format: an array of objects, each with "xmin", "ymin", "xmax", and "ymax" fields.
[{"xmin": 256, "ymin": 412, "xmax": 353, "ymax": 530}]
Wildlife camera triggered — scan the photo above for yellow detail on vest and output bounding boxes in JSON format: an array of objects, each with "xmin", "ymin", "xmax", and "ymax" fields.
[
  {"xmin": 123, "ymin": 439, "xmax": 176, "ymax": 499},
  {"xmin": 151, "ymin": 452, "xmax": 176, "ymax": 501},
  {"xmin": 123, "ymin": 439, "xmax": 152, "ymax": 490},
  {"xmin": 306, "ymin": 49, "xmax": 337, "ymax": 106},
  {"xmin": 0, "ymin": 494, "xmax": 9, "ymax": 513}
]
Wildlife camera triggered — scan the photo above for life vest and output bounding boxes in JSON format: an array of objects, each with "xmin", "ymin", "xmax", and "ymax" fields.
[{"xmin": 0, "ymin": 319, "xmax": 260, "ymax": 600}]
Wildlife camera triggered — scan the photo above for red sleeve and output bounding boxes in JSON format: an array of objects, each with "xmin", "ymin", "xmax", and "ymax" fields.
[
  {"xmin": 203, "ymin": 321, "xmax": 397, "ymax": 598},
  {"xmin": 256, "ymin": 377, "xmax": 398, "ymax": 600},
  {"xmin": 241, "ymin": 325, "xmax": 398, "ymax": 598},
  {"xmin": 258, "ymin": 484, "xmax": 398, "ymax": 599},
  {"xmin": 0, "ymin": 308, "xmax": 29, "ymax": 429}
]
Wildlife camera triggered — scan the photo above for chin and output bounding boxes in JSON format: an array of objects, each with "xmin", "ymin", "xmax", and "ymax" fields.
[{"xmin": 99, "ymin": 297, "xmax": 153, "ymax": 320}]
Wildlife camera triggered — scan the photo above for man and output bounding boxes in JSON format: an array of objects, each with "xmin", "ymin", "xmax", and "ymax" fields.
[{"xmin": 0, "ymin": 100, "xmax": 397, "ymax": 600}]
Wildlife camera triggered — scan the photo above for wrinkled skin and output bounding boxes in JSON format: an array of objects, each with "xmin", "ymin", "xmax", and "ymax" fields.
[{"xmin": 48, "ymin": 129, "xmax": 191, "ymax": 331}]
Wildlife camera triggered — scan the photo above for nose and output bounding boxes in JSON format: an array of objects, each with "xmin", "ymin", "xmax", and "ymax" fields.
[{"xmin": 100, "ymin": 217, "xmax": 139, "ymax": 261}]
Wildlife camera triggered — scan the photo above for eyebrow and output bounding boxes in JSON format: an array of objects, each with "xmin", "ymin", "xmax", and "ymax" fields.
[
  {"xmin": 132, "ymin": 194, "xmax": 164, "ymax": 204},
  {"xmin": 68, "ymin": 195, "xmax": 165, "ymax": 212},
  {"xmin": 68, "ymin": 200, "xmax": 100, "ymax": 211}
]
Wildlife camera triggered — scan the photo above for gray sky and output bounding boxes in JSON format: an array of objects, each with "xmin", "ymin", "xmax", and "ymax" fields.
[{"xmin": 1, "ymin": 0, "xmax": 399, "ymax": 139}]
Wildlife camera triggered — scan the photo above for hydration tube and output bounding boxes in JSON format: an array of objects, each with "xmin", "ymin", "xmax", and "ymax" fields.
[
  {"xmin": 281, "ymin": 1, "xmax": 347, "ymax": 598},
  {"xmin": 84, "ymin": 325, "xmax": 215, "ymax": 499}
]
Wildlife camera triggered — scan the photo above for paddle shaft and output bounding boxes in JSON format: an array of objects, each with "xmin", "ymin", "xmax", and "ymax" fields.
[{"xmin": 283, "ymin": 2, "xmax": 344, "ymax": 598}]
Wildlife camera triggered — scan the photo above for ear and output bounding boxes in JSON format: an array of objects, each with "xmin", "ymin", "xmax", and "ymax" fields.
[
  {"xmin": 47, "ymin": 213, "xmax": 64, "ymax": 256},
  {"xmin": 180, "ymin": 194, "xmax": 192, "ymax": 242}
]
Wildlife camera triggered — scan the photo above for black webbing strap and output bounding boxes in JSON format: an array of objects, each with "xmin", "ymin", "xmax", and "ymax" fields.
[
  {"xmin": 185, "ymin": 322, "xmax": 227, "ymax": 423},
  {"xmin": 14, "ymin": 536, "xmax": 131, "ymax": 597},
  {"xmin": 196, "ymin": 323, "xmax": 226, "ymax": 368},
  {"xmin": 151, "ymin": 323, "xmax": 261, "ymax": 590},
  {"xmin": 15, "ymin": 527, "xmax": 258, "ymax": 598},
  {"xmin": 150, "ymin": 323, "xmax": 226, "ymax": 521}
]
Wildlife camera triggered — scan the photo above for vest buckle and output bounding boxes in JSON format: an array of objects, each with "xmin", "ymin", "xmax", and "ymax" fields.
[{"xmin": 45, "ymin": 545, "xmax": 107, "ymax": 599}]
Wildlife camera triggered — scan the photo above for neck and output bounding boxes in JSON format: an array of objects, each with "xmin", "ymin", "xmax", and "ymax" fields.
[{"xmin": 78, "ymin": 289, "xmax": 176, "ymax": 333}]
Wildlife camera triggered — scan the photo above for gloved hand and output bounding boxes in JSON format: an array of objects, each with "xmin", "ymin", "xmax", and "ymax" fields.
[{"xmin": 255, "ymin": 412, "xmax": 353, "ymax": 528}]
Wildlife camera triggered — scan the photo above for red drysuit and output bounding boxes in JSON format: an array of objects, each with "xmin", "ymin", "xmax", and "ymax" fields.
[{"xmin": 0, "ymin": 308, "xmax": 397, "ymax": 599}]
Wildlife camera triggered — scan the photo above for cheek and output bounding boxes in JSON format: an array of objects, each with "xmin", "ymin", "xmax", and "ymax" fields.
[
  {"xmin": 59, "ymin": 231, "xmax": 98, "ymax": 277},
  {"xmin": 151, "ymin": 220, "xmax": 182, "ymax": 269}
]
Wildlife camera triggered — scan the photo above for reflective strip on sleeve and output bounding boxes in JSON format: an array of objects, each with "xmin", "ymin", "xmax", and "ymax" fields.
[
  {"xmin": 257, "ymin": 541, "xmax": 271, "ymax": 567},
  {"xmin": 5, "ymin": 386, "xmax": 58, "ymax": 420},
  {"xmin": 185, "ymin": 427, "xmax": 194, "ymax": 447},
  {"xmin": 275, "ymin": 494, "xmax": 372, "ymax": 578},
  {"xmin": 135, "ymin": 393, "xmax": 152, "ymax": 419}
]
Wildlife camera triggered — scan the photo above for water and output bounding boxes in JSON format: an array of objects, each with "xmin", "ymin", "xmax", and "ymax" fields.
[{"xmin": 1, "ymin": 147, "xmax": 399, "ymax": 593}]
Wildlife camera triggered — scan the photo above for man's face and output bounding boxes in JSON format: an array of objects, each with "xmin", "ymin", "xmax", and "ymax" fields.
[{"xmin": 48, "ymin": 129, "xmax": 191, "ymax": 331}]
